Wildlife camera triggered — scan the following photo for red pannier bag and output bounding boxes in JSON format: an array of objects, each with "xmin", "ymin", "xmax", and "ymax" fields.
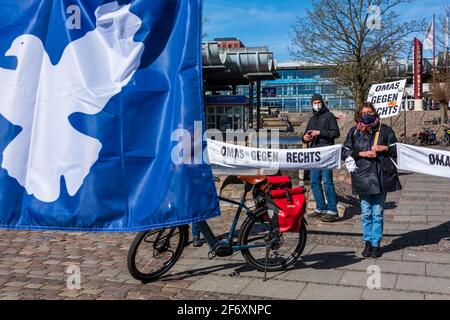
[
  {"xmin": 262, "ymin": 176, "xmax": 292, "ymax": 192},
  {"xmin": 266, "ymin": 187, "xmax": 306, "ymax": 233}
]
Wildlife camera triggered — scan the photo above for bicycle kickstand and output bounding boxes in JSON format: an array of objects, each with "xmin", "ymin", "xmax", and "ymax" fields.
[{"xmin": 263, "ymin": 245, "xmax": 270, "ymax": 282}]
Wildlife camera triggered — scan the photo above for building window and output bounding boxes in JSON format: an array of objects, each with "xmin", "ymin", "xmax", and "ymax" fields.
[{"xmin": 206, "ymin": 106, "xmax": 247, "ymax": 131}]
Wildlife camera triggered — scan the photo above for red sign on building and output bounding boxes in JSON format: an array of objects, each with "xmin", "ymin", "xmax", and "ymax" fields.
[{"xmin": 414, "ymin": 38, "xmax": 423, "ymax": 100}]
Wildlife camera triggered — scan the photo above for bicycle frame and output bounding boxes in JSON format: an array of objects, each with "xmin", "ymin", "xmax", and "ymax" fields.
[{"xmin": 197, "ymin": 183, "xmax": 271, "ymax": 253}]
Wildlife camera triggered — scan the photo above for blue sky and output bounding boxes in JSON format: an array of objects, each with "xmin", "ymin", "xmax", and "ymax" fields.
[{"xmin": 203, "ymin": 0, "xmax": 448, "ymax": 62}]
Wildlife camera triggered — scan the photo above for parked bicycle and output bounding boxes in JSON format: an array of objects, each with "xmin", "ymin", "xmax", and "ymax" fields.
[
  {"xmin": 418, "ymin": 128, "xmax": 437, "ymax": 145},
  {"xmin": 440, "ymin": 127, "xmax": 450, "ymax": 146},
  {"xmin": 399, "ymin": 133, "xmax": 419, "ymax": 145},
  {"xmin": 127, "ymin": 176, "xmax": 308, "ymax": 283}
]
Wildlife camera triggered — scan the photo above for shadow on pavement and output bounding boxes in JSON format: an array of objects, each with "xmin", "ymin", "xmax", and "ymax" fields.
[
  {"xmin": 160, "ymin": 251, "xmax": 363, "ymax": 282},
  {"xmin": 299, "ymin": 251, "xmax": 363, "ymax": 269},
  {"xmin": 307, "ymin": 220, "xmax": 450, "ymax": 255},
  {"xmin": 382, "ymin": 220, "xmax": 450, "ymax": 254}
]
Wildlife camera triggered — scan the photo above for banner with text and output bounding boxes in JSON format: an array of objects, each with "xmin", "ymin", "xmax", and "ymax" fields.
[
  {"xmin": 396, "ymin": 144, "xmax": 450, "ymax": 179},
  {"xmin": 207, "ymin": 140, "xmax": 342, "ymax": 171},
  {"xmin": 367, "ymin": 79, "xmax": 407, "ymax": 119}
]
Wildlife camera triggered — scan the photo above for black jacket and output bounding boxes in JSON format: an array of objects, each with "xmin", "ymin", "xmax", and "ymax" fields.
[
  {"xmin": 302, "ymin": 106, "xmax": 340, "ymax": 148},
  {"xmin": 342, "ymin": 124, "xmax": 402, "ymax": 196}
]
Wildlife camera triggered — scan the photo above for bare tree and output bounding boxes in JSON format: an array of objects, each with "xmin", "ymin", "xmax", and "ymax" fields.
[
  {"xmin": 289, "ymin": 0, "xmax": 426, "ymax": 107},
  {"xmin": 435, "ymin": 5, "xmax": 450, "ymax": 52}
]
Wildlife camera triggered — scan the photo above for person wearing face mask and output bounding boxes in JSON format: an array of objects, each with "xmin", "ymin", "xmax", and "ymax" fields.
[
  {"xmin": 342, "ymin": 102, "xmax": 401, "ymax": 258},
  {"xmin": 302, "ymin": 94, "xmax": 341, "ymax": 223}
]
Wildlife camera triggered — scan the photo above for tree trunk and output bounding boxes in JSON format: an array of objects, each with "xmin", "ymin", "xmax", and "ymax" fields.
[
  {"xmin": 441, "ymin": 102, "xmax": 448, "ymax": 124},
  {"xmin": 353, "ymin": 84, "xmax": 365, "ymax": 109}
]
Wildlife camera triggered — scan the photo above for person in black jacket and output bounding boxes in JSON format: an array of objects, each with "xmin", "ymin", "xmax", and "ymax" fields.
[
  {"xmin": 303, "ymin": 94, "xmax": 340, "ymax": 222},
  {"xmin": 342, "ymin": 102, "xmax": 401, "ymax": 259}
]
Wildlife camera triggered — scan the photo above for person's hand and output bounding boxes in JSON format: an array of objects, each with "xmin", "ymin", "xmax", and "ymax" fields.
[
  {"xmin": 310, "ymin": 130, "xmax": 321, "ymax": 137},
  {"xmin": 359, "ymin": 151, "xmax": 377, "ymax": 158},
  {"xmin": 303, "ymin": 133, "xmax": 313, "ymax": 142},
  {"xmin": 371, "ymin": 145, "xmax": 388, "ymax": 153}
]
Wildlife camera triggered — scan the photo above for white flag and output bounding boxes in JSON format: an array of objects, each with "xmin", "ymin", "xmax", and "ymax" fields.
[
  {"xmin": 446, "ymin": 17, "xmax": 449, "ymax": 51},
  {"xmin": 424, "ymin": 21, "xmax": 434, "ymax": 50}
]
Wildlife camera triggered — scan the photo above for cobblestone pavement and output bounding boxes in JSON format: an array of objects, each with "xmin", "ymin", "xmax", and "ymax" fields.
[{"xmin": 1, "ymin": 172, "xmax": 450, "ymax": 300}]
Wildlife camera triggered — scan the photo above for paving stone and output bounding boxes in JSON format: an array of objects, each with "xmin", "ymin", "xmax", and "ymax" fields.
[
  {"xmin": 425, "ymin": 294, "xmax": 450, "ymax": 300},
  {"xmin": 375, "ymin": 250, "xmax": 404, "ymax": 261},
  {"xmin": 393, "ymin": 216, "xmax": 427, "ymax": 223},
  {"xmin": 426, "ymin": 263, "xmax": 450, "ymax": 278},
  {"xmin": 297, "ymin": 283, "xmax": 363, "ymax": 300},
  {"xmin": 361, "ymin": 289, "xmax": 424, "ymax": 300},
  {"xmin": 176, "ymin": 258, "xmax": 204, "ymax": 266},
  {"xmin": 396, "ymin": 275, "xmax": 450, "ymax": 295},
  {"xmin": 282, "ymin": 267, "xmax": 344, "ymax": 285},
  {"xmin": 403, "ymin": 251, "xmax": 450, "ymax": 264},
  {"xmin": 372, "ymin": 260, "xmax": 425, "ymax": 276},
  {"xmin": 24, "ymin": 283, "xmax": 43, "ymax": 289},
  {"xmin": 58, "ymin": 290, "xmax": 82, "ymax": 298},
  {"xmin": 308, "ymin": 245, "xmax": 359, "ymax": 255},
  {"xmin": 0, "ymin": 291, "xmax": 22, "ymax": 297},
  {"xmin": 186, "ymin": 275, "xmax": 253, "ymax": 295},
  {"xmin": 0, "ymin": 297, "xmax": 20, "ymax": 300},
  {"xmin": 427, "ymin": 216, "xmax": 450, "ymax": 223},
  {"xmin": 4, "ymin": 281, "xmax": 27, "ymax": 288},
  {"xmin": 383, "ymin": 224, "xmax": 411, "ymax": 231},
  {"xmin": 43, "ymin": 260, "xmax": 61, "ymax": 265},
  {"xmin": 240, "ymin": 279, "xmax": 306, "ymax": 299}
]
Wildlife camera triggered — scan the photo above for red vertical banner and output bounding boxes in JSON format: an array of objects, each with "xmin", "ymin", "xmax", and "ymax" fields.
[{"xmin": 414, "ymin": 38, "xmax": 423, "ymax": 100}]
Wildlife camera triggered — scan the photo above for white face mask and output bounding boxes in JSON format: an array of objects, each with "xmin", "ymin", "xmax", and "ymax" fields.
[{"xmin": 313, "ymin": 103, "xmax": 322, "ymax": 112}]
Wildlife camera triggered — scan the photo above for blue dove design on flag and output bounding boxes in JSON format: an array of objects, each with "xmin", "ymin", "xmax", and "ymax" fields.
[{"xmin": 0, "ymin": 0, "xmax": 220, "ymax": 231}]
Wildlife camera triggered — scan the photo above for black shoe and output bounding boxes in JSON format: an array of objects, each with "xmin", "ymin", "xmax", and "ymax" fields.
[
  {"xmin": 320, "ymin": 214, "xmax": 340, "ymax": 222},
  {"xmin": 192, "ymin": 236, "xmax": 203, "ymax": 248},
  {"xmin": 371, "ymin": 246, "xmax": 382, "ymax": 258},
  {"xmin": 307, "ymin": 210, "xmax": 324, "ymax": 218},
  {"xmin": 362, "ymin": 241, "xmax": 372, "ymax": 258}
]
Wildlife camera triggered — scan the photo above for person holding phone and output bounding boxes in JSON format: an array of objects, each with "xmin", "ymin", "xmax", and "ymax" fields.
[{"xmin": 302, "ymin": 94, "xmax": 341, "ymax": 222}]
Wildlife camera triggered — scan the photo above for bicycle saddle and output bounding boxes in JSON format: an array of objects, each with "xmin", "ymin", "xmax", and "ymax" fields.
[{"xmin": 238, "ymin": 176, "xmax": 267, "ymax": 185}]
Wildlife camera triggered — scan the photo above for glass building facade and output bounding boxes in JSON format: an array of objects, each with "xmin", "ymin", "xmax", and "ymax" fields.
[{"xmin": 238, "ymin": 63, "xmax": 355, "ymax": 112}]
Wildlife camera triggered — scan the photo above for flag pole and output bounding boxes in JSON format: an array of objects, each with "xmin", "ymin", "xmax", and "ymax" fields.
[
  {"xmin": 374, "ymin": 120, "xmax": 382, "ymax": 146},
  {"xmin": 431, "ymin": 13, "xmax": 436, "ymax": 112},
  {"xmin": 404, "ymin": 96, "xmax": 407, "ymax": 143},
  {"xmin": 433, "ymin": 14, "xmax": 436, "ymax": 72},
  {"xmin": 446, "ymin": 15, "xmax": 449, "ymax": 74}
]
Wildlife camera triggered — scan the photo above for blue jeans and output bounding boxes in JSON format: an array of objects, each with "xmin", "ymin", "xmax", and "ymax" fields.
[
  {"xmin": 310, "ymin": 169, "xmax": 338, "ymax": 213},
  {"xmin": 191, "ymin": 222, "xmax": 201, "ymax": 238},
  {"xmin": 360, "ymin": 193, "xmax": 387, "ymax": 247}
]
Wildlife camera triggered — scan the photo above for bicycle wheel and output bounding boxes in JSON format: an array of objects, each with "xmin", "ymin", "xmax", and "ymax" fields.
[
  {"xmin": 440, "ymin": 135, "xmax": 449, "ymax": 146},
  {"xmin": 127, "ymin": 225, "xmax": 188, "ymax": 283},
  {"xmin": 239, "ymin": 208, "xmax": 307, "ymax": 272}
]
